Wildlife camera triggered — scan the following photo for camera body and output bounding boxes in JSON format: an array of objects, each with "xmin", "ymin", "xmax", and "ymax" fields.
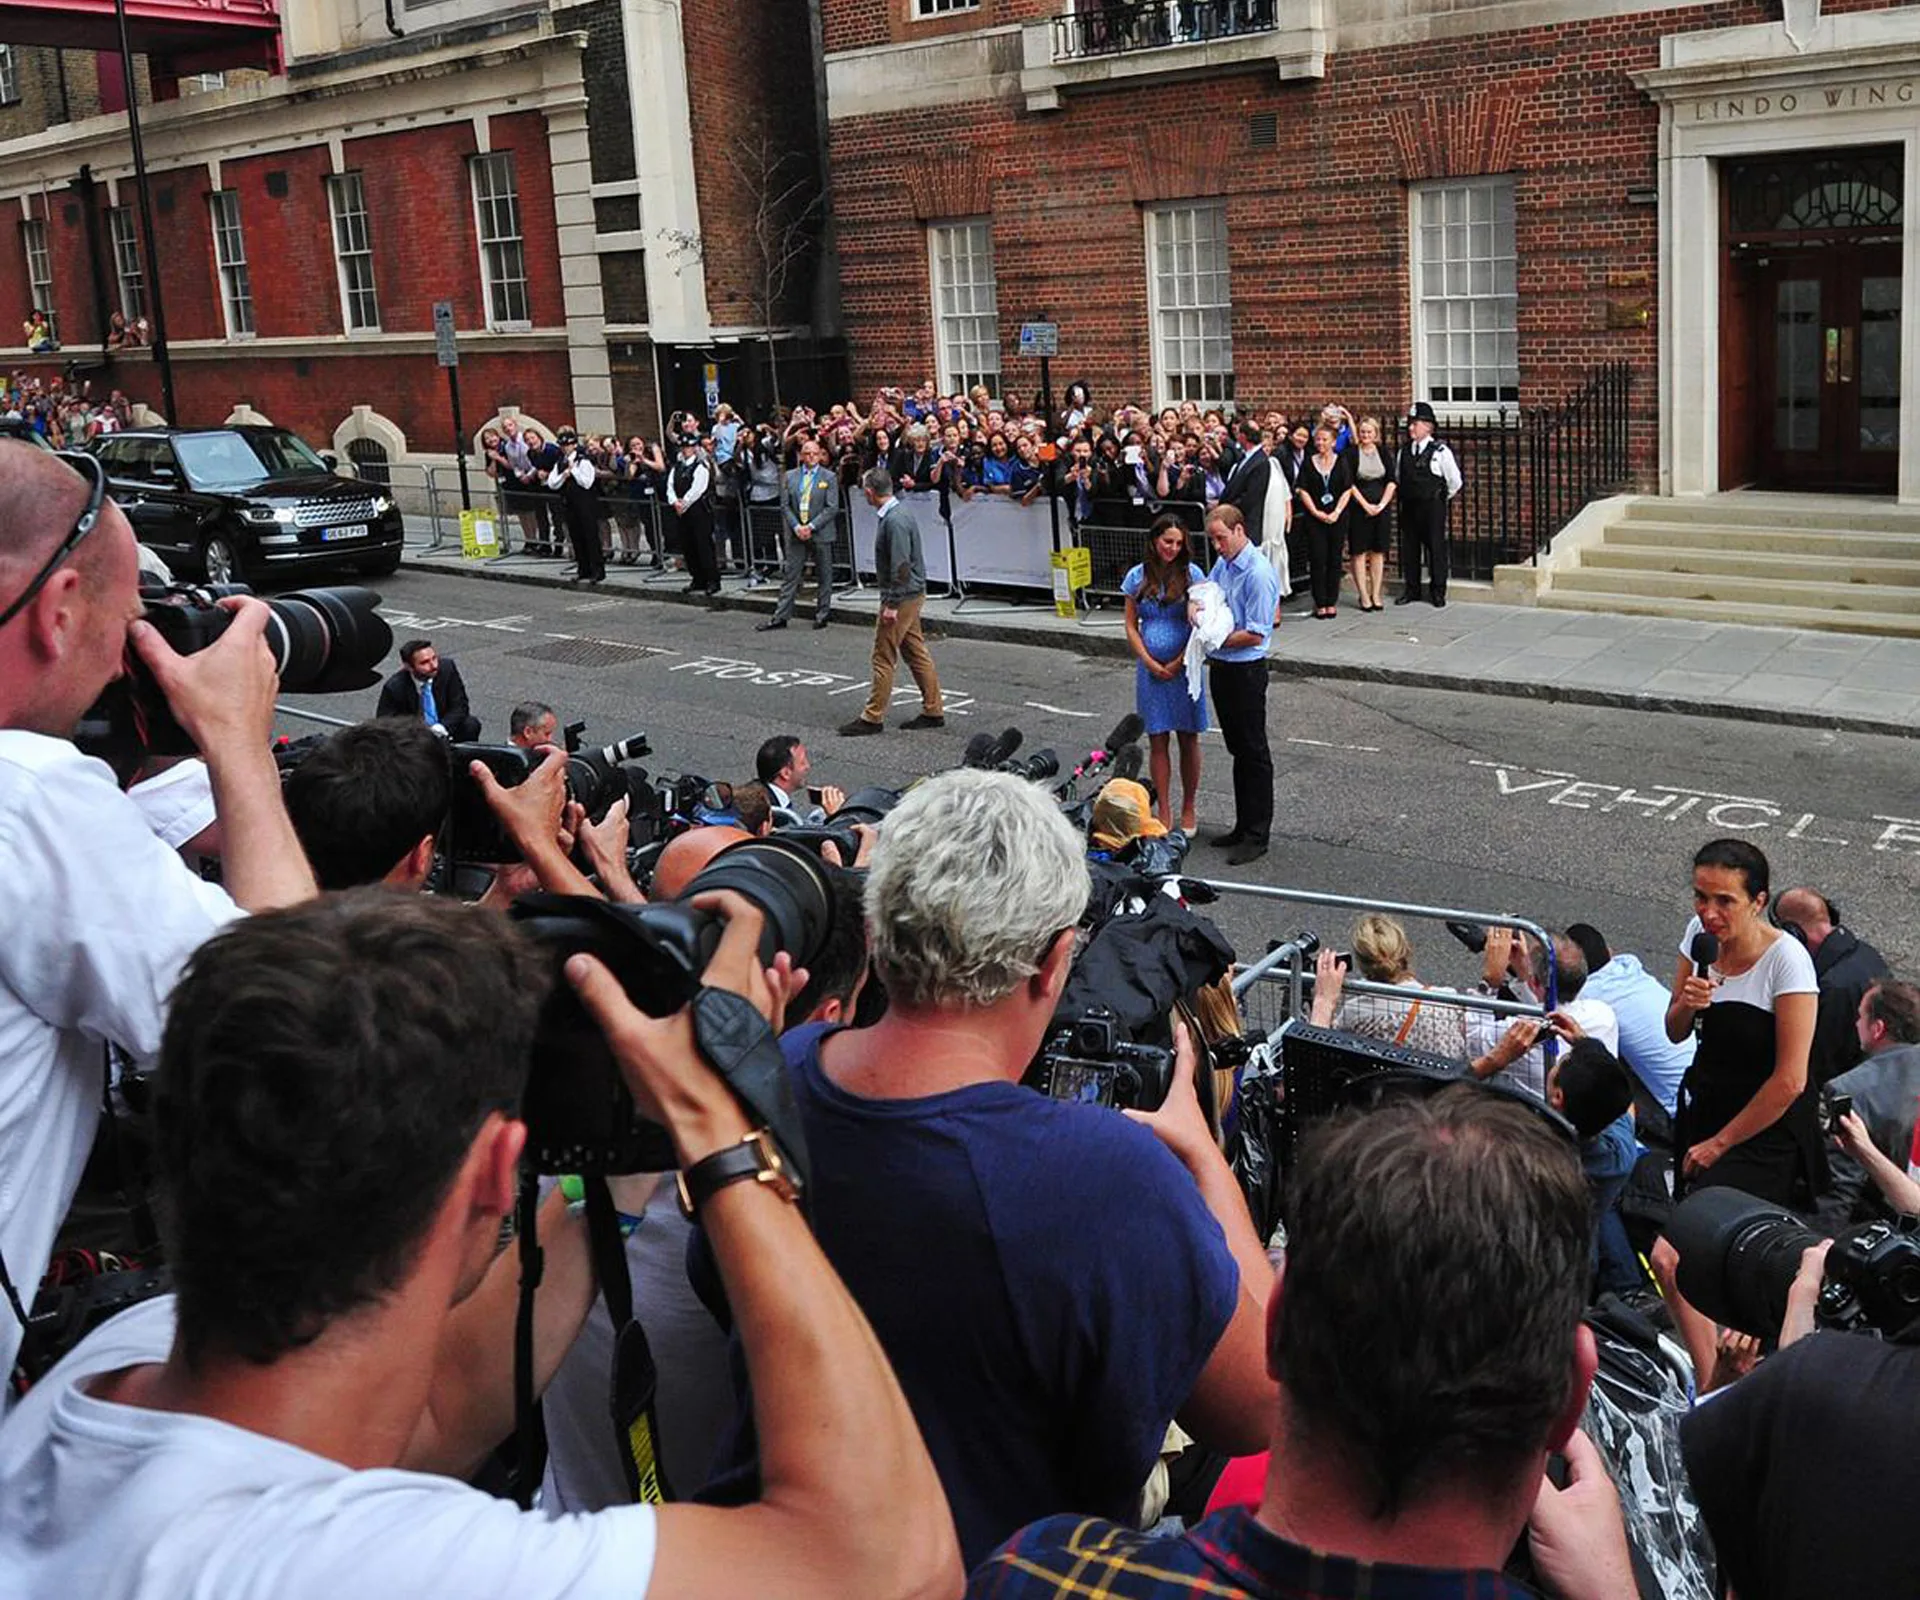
[
  {"xmin": 1027, "ymin": 1006, "xmax": 1174, "ymax": 1113},
  {"xmin": 509, "ymin": 836, "xmax": 837, "ymax": 1173},
  {"xmin": 446, "ymin": 734, "xmax": 656, "ymax": 863}
]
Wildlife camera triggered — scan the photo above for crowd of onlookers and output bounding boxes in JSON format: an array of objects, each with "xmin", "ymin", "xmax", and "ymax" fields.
[{"xmin": 1, "ymin": 370, "xmax": 137, "ymax": 448}]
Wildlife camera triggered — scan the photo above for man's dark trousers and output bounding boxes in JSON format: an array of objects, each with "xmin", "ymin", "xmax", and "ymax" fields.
[
  {"xmin": 1399, "ymin": 493, "xmax": 1448, "ymax": 602},
  {"xmin": 1209, "ymin": 658, "xmax": 1272, "ymax": 843}
]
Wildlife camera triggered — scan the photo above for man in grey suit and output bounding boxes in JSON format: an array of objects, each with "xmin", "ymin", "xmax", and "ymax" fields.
[{"xmin": 757, "ymin": 438, "xmax": 838, "ymax": 632}]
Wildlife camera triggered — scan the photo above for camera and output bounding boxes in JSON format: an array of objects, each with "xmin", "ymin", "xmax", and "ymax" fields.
[
  {"xmin": 508, "ymin": 837, "xmax": 839, "ymax": 1173},
  {"xmin": 565, "ymin": 733, "xmax": 653, "ymax": 823},
  {"xmin": 77, "ymin": 583, "xmax": 392, "ymax": 785},
  {"xmin": 1026, "ymin": 1006, "xmax": 1174, "ymax": 1113},
  {"xmin": 446, "ymin": 735, "xmax": 658, "ymax": 862},
  {"xmin": 1670, "ymin": 1187, "xmax": 1920, "ymax": 1343},
  {"xmin": 1002, "ymin": 748, "xmax": 1060, "ymax": 784}
]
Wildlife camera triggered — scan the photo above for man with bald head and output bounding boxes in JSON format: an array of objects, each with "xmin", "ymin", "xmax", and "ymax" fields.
[
  {"xmin": 650, "ymin": 823, "xmax": 753, "ymax": 901},
  {"xmin": 1774, "ymin": 886, "xmax": 1890, "ymax": 1084},
  {"xmin": 0, "ymin": 440, "xmax": 314, "ymax": 1391}
]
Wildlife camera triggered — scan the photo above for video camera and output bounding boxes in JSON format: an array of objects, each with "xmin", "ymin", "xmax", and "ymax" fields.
[
  {"xmin": 1671, "ymin": 1186, "xmax": 1920, "ymax": 1343},
  {"xmin": 77, "ymin": 582, "xmax": 392, "ymax": 785},
  {"xmin": 1026, "ymin": 1005, "xmax": 1174, "ymax": 1113},
  {"xmin": 507, "ymin": 836, "xmax": 838, "ymax": 1173}
]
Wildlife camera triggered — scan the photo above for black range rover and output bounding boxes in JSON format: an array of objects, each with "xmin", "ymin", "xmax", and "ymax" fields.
[{"xmin": 89, "ymin": 425, "xmax": 405, "ymax": 584}]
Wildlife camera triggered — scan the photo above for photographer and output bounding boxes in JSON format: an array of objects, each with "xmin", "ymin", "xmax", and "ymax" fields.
[
  {"xmin": 284, "ymin": 718, "xmax": 451, "ymax": 891},
  {"xmin": 0, "ymin": 892, "xmax": 963, "ymax": 1599},
  {"xmin": 970, "ymin": 1088, "xmax": 1634, "ymax": 1600},
  {"xmin": 700, "ymin": 769, "xmax": 1275, "ymax": 1567},
  {"xmin": 0, "ymin": 441, "xmax": 315, "ymax": 1388},
  {"xmin": 1679, "ymin": 1231, "xmax": 1920, "ymax": 1598}
]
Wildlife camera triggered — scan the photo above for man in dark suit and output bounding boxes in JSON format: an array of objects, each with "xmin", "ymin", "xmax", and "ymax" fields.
[
  {"xmin": 375, "ymin": 638, "xmax": 481, "ymax": 741},
  {"xmin": 1218, "ymin": 419, "xmax": 1271, "ymax": 547},
  {"xmin": 758, "ymin": 437, "xmax": 838, "ymax": 632}
]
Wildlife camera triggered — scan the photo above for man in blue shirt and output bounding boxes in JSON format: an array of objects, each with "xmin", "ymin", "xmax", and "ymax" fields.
[
  {"xmin": 696, "ymin": 769, "xmax": 1275, "ymax": 1565},
  {"xmin": 1203, "ymin": 504, "xmax": 1280, "ymax": 866},
  {"xmin": 1566, "ymin": 923, "xmax": 1693, "ymax": 1117}
]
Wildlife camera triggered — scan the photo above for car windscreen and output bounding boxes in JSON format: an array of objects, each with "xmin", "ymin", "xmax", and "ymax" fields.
[{"xmin": 174, "ymin": 430, "xmax": 330, "ymax": 491}]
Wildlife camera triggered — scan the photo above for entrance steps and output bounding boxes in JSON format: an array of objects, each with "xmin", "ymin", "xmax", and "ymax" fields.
[{"xmin": 1533, "ymin": 494, "xmax": 1920, "ymax": 638}]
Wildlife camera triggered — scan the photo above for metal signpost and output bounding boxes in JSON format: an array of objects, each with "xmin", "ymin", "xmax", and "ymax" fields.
[
  {"xmin": 1019, "ymin": 320, "xmax": 1064, "ymax": 555},
  {"xmin": 433, "ymin": 300, "xmax": 471, "ymax": 511}
]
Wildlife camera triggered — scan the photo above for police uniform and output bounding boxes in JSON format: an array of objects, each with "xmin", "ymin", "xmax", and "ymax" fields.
[{"xmin": 1393, "ymin": 401, "xmax": 1462, "ymax": 606}]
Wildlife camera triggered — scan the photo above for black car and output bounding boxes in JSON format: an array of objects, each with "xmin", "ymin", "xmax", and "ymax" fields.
[{"xmin": 89, "ymin": 425, "xmax": 405, "ymax": 584}]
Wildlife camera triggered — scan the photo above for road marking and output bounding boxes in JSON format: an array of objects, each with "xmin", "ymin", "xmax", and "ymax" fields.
[
  {"xmin": 1288, "ymin": 736, "xmax": 1382, "ymax": 754},
  {"xmin": 380, "ymin": 607, "xmax": 531, "ymax": 634},
  {"xmin": 1025, "ymin": 701, "xmax": 1096, "ymax": 718},
  {"xmin": 669, "ymin": 652, "xmax": 973, "ymax": 714}
]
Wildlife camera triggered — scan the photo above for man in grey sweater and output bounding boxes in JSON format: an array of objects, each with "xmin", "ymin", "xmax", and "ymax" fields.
[{"xmin": 838, "ymin": 467, "xmax": 944, "ymax": 737}]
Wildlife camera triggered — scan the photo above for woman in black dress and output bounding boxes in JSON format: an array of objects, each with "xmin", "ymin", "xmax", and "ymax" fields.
[
  {"xmin": 1653, "ymin": 837, "xmax": 1820, "ymax": 1379},
  {"xmin": 1345, "ymin": 416, "xmax": 1395, "ymax": 612},
  {"xmin": 1293, "ymin": 423, "xmax": 1354, "ymax": 618}
]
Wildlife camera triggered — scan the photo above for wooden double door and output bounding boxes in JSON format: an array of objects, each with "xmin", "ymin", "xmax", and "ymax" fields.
[{"xmin": 1722, "ymin": 239, "xmax": 1902, "ymax": 493}]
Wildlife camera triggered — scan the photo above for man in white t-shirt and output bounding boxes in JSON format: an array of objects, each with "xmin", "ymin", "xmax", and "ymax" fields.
[
  {"xmin": 0, "ymin": 441, "xmax": 315, "ymax": 1390},
  {"xmin": 0, "ymin": 891, "xmax": 960, "ymax": 1600},
  {"xmin": 1466, "ymin": 928, "xmax": 1619, "ymax": 1101}
]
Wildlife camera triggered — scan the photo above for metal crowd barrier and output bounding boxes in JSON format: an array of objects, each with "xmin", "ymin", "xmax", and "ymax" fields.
[
  {"xmin": 1077, "ymin": 499, "xmax": 1212, "ymax": 612},
  {"xmin": 1206, "ymin": 881, "xmax": 1561, "ymax": 1051}
]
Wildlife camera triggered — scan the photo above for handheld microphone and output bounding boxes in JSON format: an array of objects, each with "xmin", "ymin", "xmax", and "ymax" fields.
[
  {"xmin": 1072, "ymin": 712, "xmax": 1150, "ymax": 782},
  {"xmin": 1689, "ymin": 930, "xmax": 1720, "ymax": 1037},
  {"xmin": 961, "ymin": 731, "xmax": 996, "ymax": 769},
  {"xmin": 1111, "ymin": 744, "xmax": 1143, "ymax": 781},
  {"xmin": 984, "ymin": 727, "xmax": 1024, "ymax": 768}
]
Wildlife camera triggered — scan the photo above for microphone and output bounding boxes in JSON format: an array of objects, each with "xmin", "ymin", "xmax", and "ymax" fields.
[
  {"xmin": 1112, "ymin": 744, "xmax": 1143, "ymax": 781},
  {"xmin": 1102, "ymin": 711, "xmax": 1145, "ymax": 754},
  {"xmin": 984, "ymin": 727, "xmax": 1024, "ymax": 768},
  {"xmin": 961, "ymin": 731, "xmax": 996, "ymax": 769},
  {"xmin": 1689, "ymin": 930, "xmax": 1720, "ymax": 1037}
]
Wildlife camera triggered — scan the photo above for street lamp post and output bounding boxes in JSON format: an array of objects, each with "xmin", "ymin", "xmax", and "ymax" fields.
[{"xmin": 112, "ymin": 0, "xmax": 179, "ymax": 423}]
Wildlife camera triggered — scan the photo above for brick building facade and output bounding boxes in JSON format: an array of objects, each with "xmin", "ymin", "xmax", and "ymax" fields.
[
  {"xmin": 0, "ymin": 0, "xmax": 829, "ymax": 473},
  {"xmin": 821, "ymin": 0, "xmax": 1920, "ymax": 507}
]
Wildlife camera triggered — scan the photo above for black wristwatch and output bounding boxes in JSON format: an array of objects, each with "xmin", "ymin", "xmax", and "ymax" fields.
[{"xmin": 676, "ymin": 1128, "xmax": 799, "ymax": 1218}]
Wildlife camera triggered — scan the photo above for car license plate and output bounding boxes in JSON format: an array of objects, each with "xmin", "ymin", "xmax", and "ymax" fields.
[{"xmin": 321, "ymin": 524, "xmax": 369, "ymax": 542}]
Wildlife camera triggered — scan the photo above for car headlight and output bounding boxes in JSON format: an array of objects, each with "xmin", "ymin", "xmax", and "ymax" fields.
[
  {"xmin": 244, "ymin": 505, "xmax": 297, "ymax": 525},
  {"xmin": 370, "ymin": 495, "xmax": 393, "ymax": 516}
]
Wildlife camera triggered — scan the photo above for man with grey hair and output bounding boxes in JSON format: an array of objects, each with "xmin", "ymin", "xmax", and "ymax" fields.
[
  {"xmin": 836, "ymin": 467, "xmax": 943, "ymax": 737},
  {"xmin": 700, "ymin": 768, "xmax": 1275, "ymax": 1565}
]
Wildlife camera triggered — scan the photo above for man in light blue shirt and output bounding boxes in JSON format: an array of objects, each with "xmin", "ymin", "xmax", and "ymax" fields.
[
  {"xmin": 1203, "ymin": 504, "xmax": 1280, "ymax": 866},
  {"xmin": 1567, "ymin": 923, "xmax": 1693, "ymax": 1116}
]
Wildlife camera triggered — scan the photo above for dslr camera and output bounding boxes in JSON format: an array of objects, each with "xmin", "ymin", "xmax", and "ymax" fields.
[
  {"xmin": 508, "ymin": 836, "xmax": 839, "ymax": 1173},
  {"xmin": 445, "ymin": 731, "xmax": 653, "ymax": 864},
  {"xmin": 1671, "ymin": 1186, "xmax": 1920, "ymax": 1343},
  {"xmin": 77, "ymin": 582, "xmax": 392, "ymax": 785},
  {"xmin": 1026, "ymin": 1006, "xmax": 1173, "ymax": 1113}
]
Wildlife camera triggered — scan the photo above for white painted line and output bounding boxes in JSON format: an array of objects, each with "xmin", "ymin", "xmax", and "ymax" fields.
[
  {"xmin": 1649, "ymin": 784, "xmax": 1778, "ymax": 805},
  {"xmin": 1025, "ymin": 702, "xmax": 1097, "ymax": 718},
  {"xmin": 1287, "ymin": 737, "xmax": 1383, "ymax": 753}
]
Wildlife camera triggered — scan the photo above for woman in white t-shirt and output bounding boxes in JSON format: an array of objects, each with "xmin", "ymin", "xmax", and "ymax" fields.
[{"xmin": 1663, "ymin": 838, "xmax": 1822, "ymax": 1210}]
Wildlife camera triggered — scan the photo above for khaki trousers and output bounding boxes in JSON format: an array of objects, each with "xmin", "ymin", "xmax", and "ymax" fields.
[{"xmin": 861, "ymin": 594, "xmax": 944, "ymax": 724}]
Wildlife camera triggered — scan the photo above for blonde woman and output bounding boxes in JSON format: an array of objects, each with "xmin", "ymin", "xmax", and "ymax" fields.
[
  {"xmin": 1346, "ymin": 416, "xmax": 1395, "ymax": 611},
  {"xmin": 1309, "ymin": 914, "xmax": 1469, "ymax": 1057}
]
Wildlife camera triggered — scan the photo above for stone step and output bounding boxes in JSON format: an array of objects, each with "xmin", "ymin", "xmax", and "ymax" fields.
[
  {"xmin": 1613, "ymin": 496, "xmax": 1920, "ymax": 535},
  {"xmin": 1599, "ymin": 519, "xmax": 1920, "ymax": 560},
  {"xmin": 1554, "ymin": 564, "xmax": 1920, "ymax": 615},
  {"xmin": 1582, "ymin": 541, "xmax": 1920, "ymax": 587},
  {"xmin": 1536, "ymin": 587, "xmax": 1920, "ymax": 637}
]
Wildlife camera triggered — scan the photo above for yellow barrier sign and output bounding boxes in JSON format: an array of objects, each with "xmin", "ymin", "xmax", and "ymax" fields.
[
  {"xmin": 1050, "ymin": 546, "xmax": 1091, "ymax": 618},
  {"xmin": 459, "ymin": 509, "xmax": 500, "ymax": 558}
]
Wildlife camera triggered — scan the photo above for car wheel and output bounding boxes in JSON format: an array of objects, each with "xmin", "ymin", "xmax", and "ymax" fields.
[
  {"xmin": 200, "ymin": 531, "xmax": 243, "ymax": 586},
  {"xmin": 357, "ymin": 548, "xmax": 402, "ymax": 577}
]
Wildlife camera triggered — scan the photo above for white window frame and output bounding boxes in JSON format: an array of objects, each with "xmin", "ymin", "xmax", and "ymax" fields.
[
  {"xmin": 21, "ymin": 219, "xmax": 55, "ymax": 340},
  {"xmin": 327, "ymin": 171, "xmax": 381, "ymax": 334},
  {"xmin": 470, "ymin": 152, "xmax": 531, "ymax": 331},
  {"xmin": 209, "ymin": 189, "xmax": 255, "ymax": 339},
  {"xmin": 109, "ymin": 206, "xmax": 145, "ymax": 323},
  {"xmin": 1409, "ymin": 176, "xmax": 1518, "ymax": 414},
  {"xmin": 927, "ymin": 218, "xmax": 1000, "ymax": 399},
  {"xmin": 0, "ymin": 45, "xmax": 19, "ymax": 105},
  {"xmin": 1144, "ymin": 200, "xmax": 1233, "ymax": 411},
  {"xmin": 911, "ymin": 0, "xmax": 980, "ymax": 18}
]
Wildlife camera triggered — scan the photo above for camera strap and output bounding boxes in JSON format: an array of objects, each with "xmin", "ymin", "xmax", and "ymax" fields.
[
  {"xmin": 690, "ymin": 988, "xmax": 812, "ymax": 1195},
  {"xmin": 582, "ymin": 1179, "xmax": 671, "ymax": 1505}
]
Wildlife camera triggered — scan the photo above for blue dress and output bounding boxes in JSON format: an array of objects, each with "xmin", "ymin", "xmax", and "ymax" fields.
[{"xmin": 1122, "ymin": 563, "xmax": 1209, "ymax": 734}]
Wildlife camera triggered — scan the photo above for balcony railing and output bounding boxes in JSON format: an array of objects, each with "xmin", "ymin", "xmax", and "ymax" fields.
[{"xmin": 1051, "ymin": 0, "xmax": 1278, "ymax": 63}]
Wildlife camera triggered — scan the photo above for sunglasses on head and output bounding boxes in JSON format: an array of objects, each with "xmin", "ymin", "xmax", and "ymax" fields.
[{"xmin": 0, "ymin": 452, "xmax": 109, "ymax": 630}]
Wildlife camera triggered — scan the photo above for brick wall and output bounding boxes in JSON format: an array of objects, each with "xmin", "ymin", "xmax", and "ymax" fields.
[
  {"xmin": 824, "ymin": 0, "xmax": 1909, "ymax": 487},
  {"xmin": 225, "ymin": 147, "xmax": 342, "ymax": 338},
  {"xmin": 680, "ymin": 0, "xmax": 823, "ymax": 331},
  {"xmin": 554, "ymin": 0, "xmax": 637, "ymax": 184}
]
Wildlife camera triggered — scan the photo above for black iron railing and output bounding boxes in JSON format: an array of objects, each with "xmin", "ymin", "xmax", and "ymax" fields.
[{"xmin": 1051, "ymin": 0, "xmax": 1278, "ymax": 62}]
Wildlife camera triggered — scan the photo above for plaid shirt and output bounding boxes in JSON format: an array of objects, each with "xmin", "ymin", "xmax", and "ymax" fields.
[{"xmin": 967, "ymin": 1509, "xmax": 1545, "ymax": 1600}]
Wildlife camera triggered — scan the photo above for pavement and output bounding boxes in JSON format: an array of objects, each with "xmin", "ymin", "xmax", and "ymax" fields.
[{"xmin": 395, "ymin": 523, "xmax": 1920, "ymax": 740}]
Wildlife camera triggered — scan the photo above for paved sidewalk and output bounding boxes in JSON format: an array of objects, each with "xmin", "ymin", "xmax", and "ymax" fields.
[{"xmin": 394, "ymin": 527, "xmax": 1920, "ymax": 740}]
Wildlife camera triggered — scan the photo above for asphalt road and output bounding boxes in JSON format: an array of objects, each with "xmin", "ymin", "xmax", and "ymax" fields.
[{"xmin": 280, "ymin": 567, "xmax": 1920, "ymax": 990}]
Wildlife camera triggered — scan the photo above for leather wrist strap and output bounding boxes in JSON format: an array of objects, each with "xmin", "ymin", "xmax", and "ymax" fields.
[{"xmin": 677, "ymin": 1128, "xmax": 797, "ymax": 1217}]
